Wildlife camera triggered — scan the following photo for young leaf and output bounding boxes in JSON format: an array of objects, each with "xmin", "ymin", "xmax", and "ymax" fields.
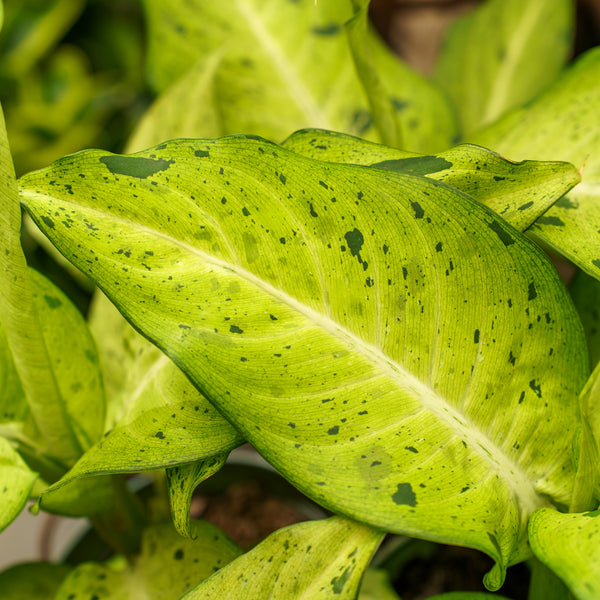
[
  {"xmin": 284, "ymin": 130, "xmax": 581, "ymax": 232},
  {"xmin": 167, "ymin": 453, "xmax": 229, "ymax": 539},
  {"xmin": 472, "ymin": 47, "xmax": 600, "ymax": 281},
  {"xmin": 19, "ymin": 136, "xmax": 588, "ymax": 589},
  {"xmin": 0, "ymin": 435, "xmax": 37, "ymax": 532},
  {"xmin": 529, "ymin": 507, "xmax": 600, "ymax": 600},
  {"xmin": 434, "ymin": 0, "xmax": 574, "ymax": 135},
  {"xmin": 53, "ymin": 520, "xmax": 242, "ymax": 600},
  {"xmin": 0, "ymin": 562, "xmax": 71, "ymax": 600},
  {"xmin": 181, "ymin": 516, "xmax": 383, "ymax": 599}
]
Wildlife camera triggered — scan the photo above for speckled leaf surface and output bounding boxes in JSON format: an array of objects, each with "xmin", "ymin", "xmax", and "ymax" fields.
[
  {"xmin": 182, "ymin": 516, "xmax": 383, "ymax": 599},
  {"xmin": 284, "ymin": 130, "xmax": 580, "ymax": 232},
  {"xmin": 53, "ymin": 520, "xmax": 242, "ymax": 600},
  {"xmin": 472, "ymin": 48, "xmax": 600, "ymax": 281},
  {"xmin": 141, "ymin": 0, "xmax": 455, "ymax": 151},
  {"xmin": 434, "ymin": 0, "xmax": 573, "ymax": 136},
  {"xmin": 0, "ymin": 435, "xmax": 37, "ymax": 531},
  {"xmin": 529, "ymin": 508, "xmax": 600, "ymax": 600},
  {"xmin": 167, "ymin": 453, "xmax": 229, "ymax": 538},
  {"xmin": 19, "ymin": 136, "xmax": 588, "ymax": 589},
  {"xmin": 0, "ymin": 562, "xmax": 71, "ymax": 599}
]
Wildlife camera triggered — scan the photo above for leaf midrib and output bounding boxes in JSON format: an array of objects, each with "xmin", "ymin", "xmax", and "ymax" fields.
[{"xmin": 21, "ymin": 189, "xmax": 545, "ymax": 516}]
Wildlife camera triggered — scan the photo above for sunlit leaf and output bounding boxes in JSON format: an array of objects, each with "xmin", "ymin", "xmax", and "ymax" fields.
[
  {"xmin": 284, "ymin": 130, "xmax": 580, "ymax": 232},
  {"xmin": 529, "ymin": 507, "xmax": 600, "ymax": 600},
  {"xmin": 19, "ymin": 136, "xmax": 588, "ymax": 589},
  {"xmin": 472, "ymin": 47, "xmax": 600, "ymax": 281},
  {"xmin": 434, "ymin": 0, "xmax": 574, "ymax": 135},
  {"xmin": 182, "ymin": 516, "xmax": 383, "ymax": 599},
  {"xmin": 0, "ymin": 562, "xmax": 71, "ymax": 599},
  {"xmin": 0, "ymin": 436, "xmax": 37, "ymax": 532},
  {"xmin": 53, "ymin": 520, "xmax": 242, "ymax": 600}
]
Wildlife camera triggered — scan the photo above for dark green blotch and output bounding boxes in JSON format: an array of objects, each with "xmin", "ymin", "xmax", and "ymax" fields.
[
  {"xmin": 405, "ymin": 446, "xmax": 418, "ymax": 454},
  {"xmin": 529, "ymin": 379, "xmax": 542, "ymax": 398},
  {"xmin": 493, "ymin": 176, "xmax": 505, "ymax": 181},
  {"xmin": 194, "ymin": 149, "xmax": 210, "ymax": 158},
  {"xmin": 327, "ymin": 426, "xmax": 339, "ymax": 435},
  {"xmin": 556, "ymin": 196, "xmax": 578, "ymax": 209},
  {"xmin": 474, "ymin": 329, "xmax": 480, "ymax": 344},
  {"xmin": 372, "ymin": 155, "xmax": 451, "ymax": 176},
  {"xmin": 242, "ymin": 207, "xmax": 251, "ymax": 217},
  {"xmin": 44, "ymin": 294, "xmax": 62, "ymax": 309},
  {"xmin": 344, "ymin": 228, "xmax": 364, "ymax": 262},
  {"xmin": 309, "ymin": 203, "xmax": 318, "ymax": 217},
  {"xmin": 174, "ymin": 548, "xmax": 184, "ymax": 560},
  {"xmin": 331, "ymin": 567, "xmax": 352, "ymax": 594},
  {"xmin": 312, "ymin": 23, "xmax": 341, "ymax": 36},
  {"xmin": 155, "ymin": 431, "xmax": 165, "ymax": 439},
  {"xmin": 279, "ymin": 173, "xmax": 287, "ymax": 185},
  {"xmin": 392, "ymin": 483, "xmax": 417, "ymax": 507},
  {"xmin": 528, "ymin": 282, "xmax": 537, "ymax": 300},
  {"xmin": 536, "ymin": 215, "xmax": 565, "ymax": 227},
  {"xmin": 518, "ymin": 201, "xmax": 533, "ymax": 211},
  {"xmin": 487, "ymin": 220, "xmax": 514, "ymax": 246},
  {"xmin": 230, "ymin": 325, "xmax": 244, "ymax": 334},
  {"xmin": 435, "ymin": 242, "xmax": 443, "ymax": 252},
  {"xmin": 411, "ymin": 202, "xmax": 424, "ymax": 219},
  {"xmin": 41, "ymin": 216, "xmax": 55, "ymax": 229},
  {"xmin": 392, "ymin": 97, "xmax": 409, "ymax": 112},
  {"xmin": 100, "ymin": 155, "xmax": 174, "ymax": 178}
]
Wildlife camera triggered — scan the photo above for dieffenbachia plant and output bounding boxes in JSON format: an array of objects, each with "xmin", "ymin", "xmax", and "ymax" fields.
[{"xmin": 4, "ymin": 0, "xmax": 600, "ymax": 598}]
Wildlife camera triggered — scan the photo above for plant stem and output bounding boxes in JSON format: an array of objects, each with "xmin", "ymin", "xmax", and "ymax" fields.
[{"xmin": 89, "ymin": 475, "xmax": 146, "ymax": 558}]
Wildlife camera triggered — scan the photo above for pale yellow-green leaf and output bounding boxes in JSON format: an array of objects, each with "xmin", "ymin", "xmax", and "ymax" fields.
[
  {"xmin": 0, "ymin": 436, "xmax": 37, "ymax": 532},
  {"xmin": 53, "ymin": 521, "xmax": 242, "ymax": 600},
  {"xmin": 472, "ymin": 47, "xmax": 600, "ymax": 281},
  {"xmin": 435, "ymin": 0, "xmax": 573, "ymax": 135},
  {"xmin": 182, "ymin": 516, "xmax": 383, "ymax": 599},
  {"xmin": 19, "ymin": 136, "xmax": 588, "ymax": 589},
  {"xmin": 529, "ymin": 507, "xmax": 600, "ymax": 600}
]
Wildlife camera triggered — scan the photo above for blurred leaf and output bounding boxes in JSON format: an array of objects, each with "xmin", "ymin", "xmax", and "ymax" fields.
[
  {"xmin": 472, "ymin": 47, "xmax": 600, "ymax": 281},
  {"xmin": 284, "ymin": 130, "xmax": 580, "ymax": 232},
  {"xmin": 167, "ymin": 453, "xmax": 229, "ymax": 539},
  {"xmin": 358, "ymin": 568, "xmax": 400, "ymax": 600},
  {"xmin": 54, "ymin": 520, "xmax": 242, "ymax": 600},
  {"xmin": 529, "ymin": 507, "xmax": 600, "ymax": 600},
  {"xmin": 570, "ymin": 271, "xmax": 600, "ymax": 371},
  {"xmin": 0, "ymin": 435, "xmax": 37, "ymax": 532},
  {"xmin": 0, "ymin": 562, "xmax": 71, "ymax": 599},
  {"xmin": 182, "ymin": 516, "xmax": 383, "ymax": 599},
  {"xmin": 20, "ymin": 136, "xmax": 589, "ymax": 590},
  {"xmin": 427, "ymin": 594, "xmax": 512, "ymax": 600},
  {"xmin": 434, "ymin": 0, "xmax": 574, "ymax": 136}
]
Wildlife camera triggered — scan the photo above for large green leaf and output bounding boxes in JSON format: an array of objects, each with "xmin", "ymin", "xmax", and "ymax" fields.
[
  {"xmin": 182, "ymin": 516, "xmax": 383, "ymax": 599},
  {"xmin": 284, "ymin": 130, "xmax": 580, "ymax": 232},
  {"xmin": 0, "ymin": 435, "xmax": 37, "ymax": 531},
  {"xmin": 140, "ymin": 0, "xmax": 455, "ymax": 151},
  {"xmin": 529, "ymin": 507, "xmax": 600, "ymax": 600},
  {"xmin": 19, "ymin": 136, "xmax": 588, "ymax": 589},
  {"xmin": 0, "ymin": 562, "xmax": 71, "ymax": 599},
  {"xmin": 472, "ymin": 47, "xmax": 600, "ymax": 281},
  {"xmin": 53, "ymin": 520, "xmax": 242, "ymax": 600},
  {"xmin": 434, "ymin": 0, "xmax": 573, "ymax": 136}
]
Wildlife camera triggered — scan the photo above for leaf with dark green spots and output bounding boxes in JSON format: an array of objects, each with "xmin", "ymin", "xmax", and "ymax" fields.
[
  {"xmin": 182, "ymin": 516, "xmax": 383, "ymax": 599},
  {"xmin": 20, "ymin": 136, "xmax": 589, "ymax": 590},
  {"xmin": 434, "ymin": 0, "xmax": 573, "ymax": 136},
  {"xmin": 0, "ymin": 436, "xmax": 37, "ymax": 531},
  {"xmin": 0, "ymin": 562, "xmax": 71, "ymax": 599},
  {"xmin": 472, "ymin": 47, "xmax": 600, "ymax": 281},
  {"xmin": 284, "ymin": 130, "xmax": 580, "ymax": 232},
  {"xmin": 167, "ymin": 453, "xmax": 229, "ymax": 538},
  {"xmin": 53, "ymin": 521, "xmax": 242, "ymax": 600},
  {"xmin": 529, "ymin": 508, "xmax": 600, "ymax": 600}
]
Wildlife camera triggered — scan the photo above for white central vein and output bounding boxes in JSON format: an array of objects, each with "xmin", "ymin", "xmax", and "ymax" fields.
[
  {"xmin": 236, "ymin": 0, "xmax": 331, "ymax": 128},
  {"xmin": 22, "ymin": 189, "xmax": 544, "ymax": 515}
]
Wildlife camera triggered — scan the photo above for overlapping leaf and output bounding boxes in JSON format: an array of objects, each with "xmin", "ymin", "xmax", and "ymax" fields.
[
  {"xmin": 0, "ymin": 562, "xmax": 71, "ymax": 600},
  {"xmin": 472, "ymin": 47, "xmax": 600, "ymax": 281},
  {"xmin": 570, "ymin": 271, "xmax": 600, "ymax": 370},
  {"xmin": 284, "ymin": 130, "xmax": 581, "ymax": 232},
  {"xmin": 182, "ymin": 516, "xmax": 383, "ymax": 599},
  {"xmin": 19, "ymin": 136, "xmax": 588, "ymax": 589},
  {"xmin": 529, "ymin": 507, "xmax": 600, "ymax": 600},
  {"xmin": 140, "ymin": 0, "xmax": 455, "ymax": 151},
  {"xmin": 434, "ymin": 0, "xmax": 573, "ymax": 135},
  {"xmin": 53, "ymin": 521, "xmax": 242, "ymax": 600}
]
